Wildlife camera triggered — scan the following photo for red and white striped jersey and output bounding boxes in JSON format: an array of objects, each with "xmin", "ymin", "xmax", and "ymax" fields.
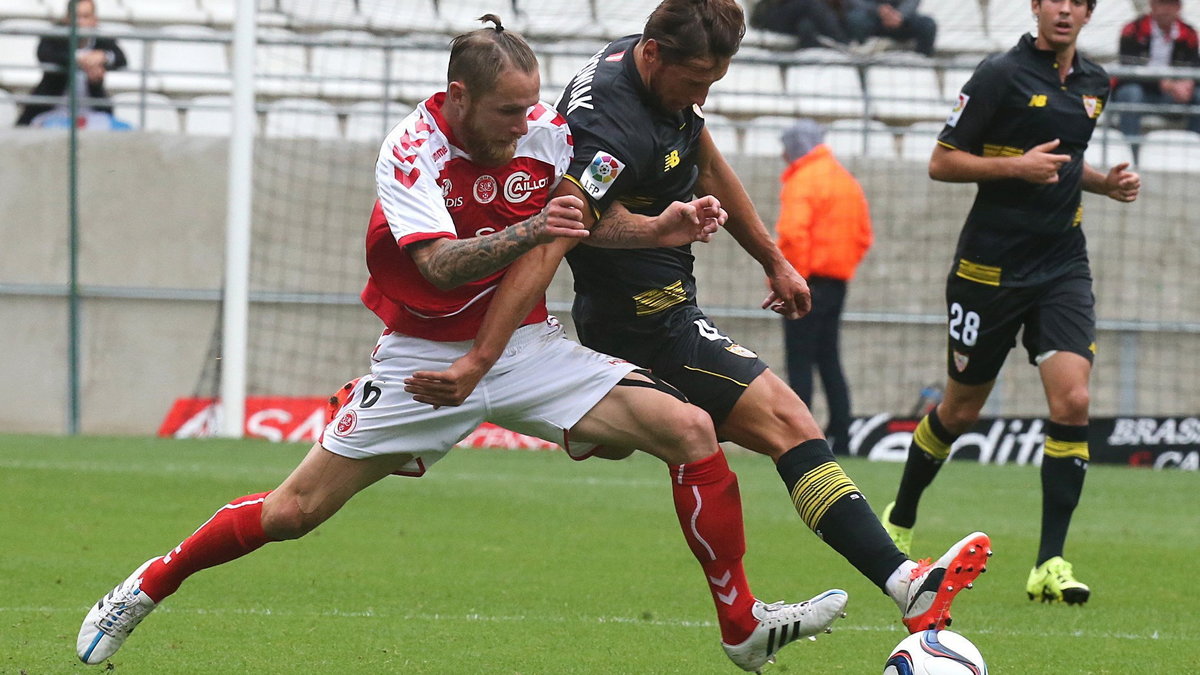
[{"xmin": 362, "ymin": 93, "xmax": 572, "ymax": 341}]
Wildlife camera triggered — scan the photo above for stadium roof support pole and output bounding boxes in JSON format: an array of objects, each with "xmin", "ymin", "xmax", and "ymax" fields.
[{"xmin": 219, "ymin": 0, "xmax": 257, "ymax": 438}]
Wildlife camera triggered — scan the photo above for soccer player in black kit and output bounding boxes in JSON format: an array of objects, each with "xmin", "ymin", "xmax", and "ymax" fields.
[
  {"xmin": 539, "ymin": 0, "xmax": 990, "ymax": 668},
  {"xmin": 879, "ymin": 0, "xmax": 1140, "ymax": 606}
]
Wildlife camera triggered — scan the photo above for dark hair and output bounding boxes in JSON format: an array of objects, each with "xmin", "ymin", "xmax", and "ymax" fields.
[
  {"xmin": 447, "ymin": 14, "xmax": 538, "ymax": 95},
  {"xmin": 1035, "ymin": 0, "xmax": 1098, "ymax": 11},
  {"xmin": 642, "ymin": 0, "xmax": 745, "ymax": 64}
]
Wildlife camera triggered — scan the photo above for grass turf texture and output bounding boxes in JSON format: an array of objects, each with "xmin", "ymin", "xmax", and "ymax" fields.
[{"xmin": 2, "ymin": 434, "xmax": 1196, "ymax": 673}]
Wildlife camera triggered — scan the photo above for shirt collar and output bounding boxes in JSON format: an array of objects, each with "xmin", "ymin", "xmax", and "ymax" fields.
[{"xmin": 1018, "ymin": 32, "xmax": 1078, "ymax": 76}]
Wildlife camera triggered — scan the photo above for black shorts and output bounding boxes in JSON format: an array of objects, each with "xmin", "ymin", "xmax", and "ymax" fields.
[
  {"xmin": 944, "ymin": 267, "xmax": 1096, "ymax": 385},
  {"xmin": 576, "ymin": 305, "xmax": 769, "ymax": 426}
]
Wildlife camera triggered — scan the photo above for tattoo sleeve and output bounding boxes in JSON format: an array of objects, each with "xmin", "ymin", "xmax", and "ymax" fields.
[{"xmin": 413, "ymin": 212, "xmax": 546, "ymax": 289}]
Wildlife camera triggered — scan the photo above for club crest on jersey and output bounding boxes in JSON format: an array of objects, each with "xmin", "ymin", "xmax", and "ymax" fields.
[
  {"xmin": 504, "ymin": 170, "xmax": 549, "ymax": 203},
  {"xmin": 473, "ymin": 175, "xmax": 498, "ymax": 204},
  {"xmin": 580, "ymin": 151, "xmax": 625, "ymax": 199},
  {"xmin": 1081, "ymin": 95, "xmax": 1102, "ymax": 119},
  {"xmin": 946, "ymin": 92, "xmax": 969, "ymax": 127},
  {"xmin": 334, "ymin": 410, "xmax": 357, "ymax": 437},
  {"xmin": 725, "ymin": 344, "xmax": 758, "ymax": 358},
  {"xmin": 953, "ymin": 350, "xmax": 970, "ymax": 372}
]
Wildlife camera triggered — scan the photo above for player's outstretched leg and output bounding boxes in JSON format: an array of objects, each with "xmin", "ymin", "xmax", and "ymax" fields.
[
  {"xmin": 891, "ymin": 531, "xmax": 992, "ymax": 632},
  {"xmin": 77, "ymin": 558, "xmax": 160, "ymax": 664},
  {"xmin": 76, "ymin": 491, "xmax": 274, "ymax": 664},
  {"xmin": 721, "ymin": 590, "xmax": 849, "ymax": 673}
]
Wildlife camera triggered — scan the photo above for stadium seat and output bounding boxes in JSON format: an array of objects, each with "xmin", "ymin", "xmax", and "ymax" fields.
[
  {"xmin": 0, "ymin": 0, "xmax": 51, "ymax": 21},
  {"xmin": 707, "ymin": 60, "xmax": 791, "ymax": 116},
  {"xmin": 344, "ymin": 99, "xmax": 411, "ymax": 143},
  {"xmin": 278, "ymin": 0, "xmax": 367, "ymax": 30},
  {"xmin": 183, "ymin": 93, "xmax": 234, "ymax": 135},
  {"xmin": 546, "ymin": 50, "xmax": 597, "ymax": 95},
  {"xmin": 358, "ymin": 0, "xmax": 444, "ymax": 34},
  {"xmin": 1137, "ymin": 129, "xmax": 1200, "ymax": 173},
  {"xmin": 0, "ymin": 87, "xmax": 16, "ymax": 126},
  {"xmin": 0, "ymin": 18, "xmax": 52, "ymax": 89},
  {"xmin": 199, "ymin": 0, "xmax": 237, "ymax": 27},
  {"xmin": 985, "ymin": 0, "xmax": 1034, "ymax": 43},
  {"xmin": 864, "ymin": 55, "xmax": 946, "ymax": 122},
  {"xmin": 255, "ymin": 27, "xmax": 318, "ymax": 97},
  {"xmin": 112, "ymin": 91, "xmax": 181, "ymax": 132},
  {"xmin": 1085, "ymin": 124, "xmax": 1135, "ymax": 169},
  {"xmin": 940, "ymin": 62, "xmax": 976, "ymax": 107},
  {"xmin": 119, "ymin": 0, "xmax": 209, "ymax": 26},
  {"xmin": 264, "ymin": 96, "xmax": 340, "ymax": 139},
  {"xmin": 785, "ymin": 62, "xmax": 866, "ymax": 117},
  {"xmin": 702, "ymin": 112, "xmax": 742, "ymax": 156},
  {"xmin": 390, "ymin": 47, "xmax": 449, "ymax": 103},
  {"xmin": 595, "ymin": 0, "xmax": 655, "ymax": 39},
  {"xmin": 310, "ymin": 29, "xmax": 386, "ymax": 100},
  {"xmin": 742, "ymin": 27, "xmax": 800, "ymax": 50},
  {"xmin": 152, "ymin": 25, "xmax": 231, "ymax": 95},
  {"xmin": 921, "ymin": 0, "xmax": 993, "ymax": 54},
  {"xmin": 742, "ymin": 115, "xmax": 804, "ymax": 158},
  {"xmin": 521, "ymin": 0, "xmax": 605, "ymax": 40},
  {"xmin": 899, "ymin": 120, "xmax": 946, "ymax": 161},
  {"xmin": 1076, "ymin": 0, "xmax": 1136, "ymax": 60},
  {"xmin": 826, "ymin": 118, "xmax": 895, "ymax": 158}
]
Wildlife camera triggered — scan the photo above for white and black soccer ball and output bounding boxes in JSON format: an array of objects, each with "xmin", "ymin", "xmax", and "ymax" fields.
[{"xmin": 883, "ymin": 629, "xmax": 988, "ymax": 675}]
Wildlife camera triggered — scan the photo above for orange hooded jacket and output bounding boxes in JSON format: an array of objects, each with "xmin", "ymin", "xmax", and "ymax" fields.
[{"xmin": 774, "ymin": 144, "xmax": 873, "ymax": 281}]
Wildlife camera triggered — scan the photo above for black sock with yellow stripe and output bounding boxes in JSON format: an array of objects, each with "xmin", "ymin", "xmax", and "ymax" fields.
[
  {"xmin": 890, "ymin": 407, "xmax": 958, "ymax": 528},
  {"xmin": 777, "ymin": 439, "xmax": 908, "ymax": 589},
  {"xmin": 1038, "ymin": 422, "xmax": 1089, "ymax": 566}
]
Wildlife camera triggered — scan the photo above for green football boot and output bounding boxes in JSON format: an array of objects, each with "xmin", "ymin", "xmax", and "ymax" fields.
[{"xmin": 1026, "ymin": 556, "xmax": 1090, "ymax": 605}]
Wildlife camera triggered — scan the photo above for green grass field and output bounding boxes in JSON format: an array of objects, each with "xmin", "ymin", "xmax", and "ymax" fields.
[{"xmin": 2, "ymin": 435, "xmax": 1196, "ymax": 673}]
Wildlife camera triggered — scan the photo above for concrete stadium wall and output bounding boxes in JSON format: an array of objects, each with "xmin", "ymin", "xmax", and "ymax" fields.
[{"xmin": 1, "ymin": 131, "xmax": 1195, "ymax": 435}]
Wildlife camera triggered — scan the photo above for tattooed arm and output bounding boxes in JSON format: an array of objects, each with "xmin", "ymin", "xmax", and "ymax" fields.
[{"xmin": 408, "ymin": 195, "xmax": 588, "ymax": 291}]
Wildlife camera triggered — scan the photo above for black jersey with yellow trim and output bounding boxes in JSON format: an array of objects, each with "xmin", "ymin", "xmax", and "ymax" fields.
[
  {"xmin": 555, "ymin": 35, "xmax": 706, "ymax": 327},
  {"xmin": 938, "ymin": 33, "xmax": 1110, "ymax": 287}
]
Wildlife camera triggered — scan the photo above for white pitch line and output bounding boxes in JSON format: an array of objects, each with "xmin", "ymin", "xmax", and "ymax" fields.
[{"xmin": 1, "ymin": 605, "xmax": 1185, "ymax": 642}]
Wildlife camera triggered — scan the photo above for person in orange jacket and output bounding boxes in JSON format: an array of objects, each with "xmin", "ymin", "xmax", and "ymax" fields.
[{"xmin": 774, "ymin": 119, "xmax": 873, "ymax": 454}]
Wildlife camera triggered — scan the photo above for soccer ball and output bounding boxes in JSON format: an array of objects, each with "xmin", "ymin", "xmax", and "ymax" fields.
[{"xmin": 883, "ymin": 629, "xmax": 988, "ymax": 674}]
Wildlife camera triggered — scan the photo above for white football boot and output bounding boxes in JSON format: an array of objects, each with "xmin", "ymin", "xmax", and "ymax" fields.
[
  {"xmin": 77, "ymin": 557, "xmax": 160, "ymax": 664},
  {"xmin": 721, "ymin": 589, "xmax": 849, "ymax": 673}
]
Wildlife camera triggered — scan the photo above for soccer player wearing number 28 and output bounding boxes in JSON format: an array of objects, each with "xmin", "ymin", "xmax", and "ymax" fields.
[
  {"xmin": 880, "ymin": 0, "xmax": 1141, "ymax": 605},
  {"xmin": 75, "ymin": 16, "xmax": 851, "ymax": 670}
]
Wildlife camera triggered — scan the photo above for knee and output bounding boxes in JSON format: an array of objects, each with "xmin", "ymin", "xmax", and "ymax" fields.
[
  {"xmin": 656, "ymin": 404, "xmax": 719, "ymax": 463},
  {"xmin": 261, "ymin": 494, "xmax": 321, "ymax": 541},
  {"xmin": 1049, "ymin": 386, "xmax": 1090, "ymax": 423},
  {"xmin": 937, "ymin": 400, "xmax": 981, "ymax": 433}
]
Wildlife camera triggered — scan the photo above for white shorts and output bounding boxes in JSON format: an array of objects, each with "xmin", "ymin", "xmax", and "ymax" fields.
[{"xmin": 320, "ymin": 318, "xmax": 637, "ymax": 475}]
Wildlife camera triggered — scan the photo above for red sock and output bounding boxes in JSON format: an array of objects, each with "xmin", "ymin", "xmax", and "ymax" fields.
[
  {"xmin": 139, "ymin": 491, "xmax": 276, "ymax": 602},
  {"xmin": 669, "ymin": 450, "xmax": 757, "ymax": 644}
]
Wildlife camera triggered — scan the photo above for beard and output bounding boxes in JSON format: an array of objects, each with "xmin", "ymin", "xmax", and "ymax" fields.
[{"xmin": 463, "ymin": 113, "xmax": 519, "ymax": 166}]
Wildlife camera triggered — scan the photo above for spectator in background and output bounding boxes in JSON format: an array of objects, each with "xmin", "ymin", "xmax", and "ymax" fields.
[
  {"xmin": 845, "ymin": 0, "xmax": 937, "ymax": 56},
  {"xmin": 774, "ymin": 120, "xmax": 872, "ymax": 455},
  {"xmin": 1113, "ymin": 0, "xmax": 1200, "ymax": 139},
  {"xmin": 15, "ymin": 0, "xmax": 129, "ymax": 129},
  {"xmin": 750, "ymin": 0, "xmax": 855, "ymax": 50}
]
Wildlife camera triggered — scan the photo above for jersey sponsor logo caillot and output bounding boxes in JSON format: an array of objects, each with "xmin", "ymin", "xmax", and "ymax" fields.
[
  {"xmin": 580, "ymin": 151, "xmax": 625, "ymax": 198},
  {"xmin": 473, "ymin": 174, "xmax": 498, "ymax": 204},
  {"xmin": 946, "ymin": 92, "xmax": 969, "ymax": 127},
  {"xmin": 503, "ymin": 170, "xmax": 549, "ymax": 203}
]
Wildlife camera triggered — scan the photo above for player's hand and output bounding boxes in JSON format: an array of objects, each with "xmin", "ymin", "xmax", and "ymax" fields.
[
  {"xmin": 404, "ymin": 353, "xmax": 491, "ymax": 408},
  {"xmin": 654, "ymin": 196, "xmax": 726, "ymax": 247},
  {"xmin": 1021, "ymin": 139, "xmax": 1071, "ymax": 184},
  {"xmin": 532, "ymin": 194, "xmax": 589, "ymax": 243},
  {"xmin": 761, "ymin": 263, "xmax": 811, "ymax": 320},
  {"xmin": 1103, "ymin": 162, "xmax": 1140, "ymax": 203}
]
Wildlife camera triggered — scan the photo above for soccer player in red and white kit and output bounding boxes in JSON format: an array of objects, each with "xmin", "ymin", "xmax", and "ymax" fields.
[{"xmin": 76, "ymin": 16, "xmax": 849, "ymax": 669}]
